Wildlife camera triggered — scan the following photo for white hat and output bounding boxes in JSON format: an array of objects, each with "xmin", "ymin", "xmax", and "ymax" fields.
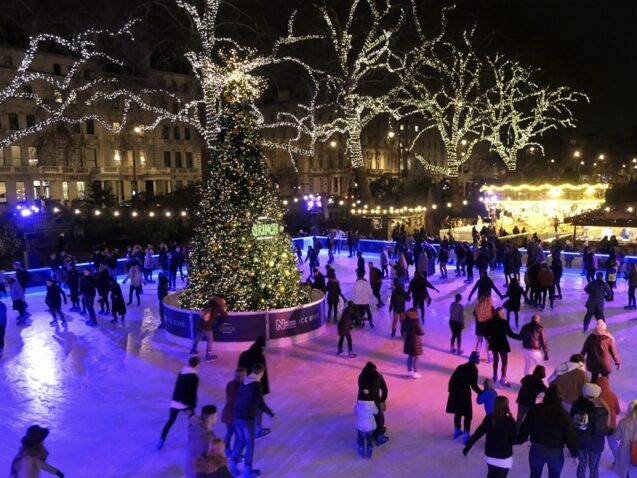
[{"xmin": 582, "ymin": 383, "xmax": 602, "ymax": 399}]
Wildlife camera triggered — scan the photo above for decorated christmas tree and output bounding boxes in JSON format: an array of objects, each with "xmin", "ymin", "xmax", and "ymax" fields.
[{"xmin": 179, "ymin": 78, "xmax": 308, "ymax": 312}]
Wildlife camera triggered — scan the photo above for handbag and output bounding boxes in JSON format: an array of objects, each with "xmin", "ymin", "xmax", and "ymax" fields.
[{"xmin": 630, "ymin": 440, "xmax": 637, "ymax": 467}]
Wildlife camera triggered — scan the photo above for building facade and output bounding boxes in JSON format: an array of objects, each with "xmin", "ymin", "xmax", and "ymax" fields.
[{"xmin": 0, "ymin": 46, "xmax": 203, "ymax": 207}]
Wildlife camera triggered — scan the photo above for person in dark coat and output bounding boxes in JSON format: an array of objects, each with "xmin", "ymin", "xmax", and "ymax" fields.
[
  {"xmin": 389, "ymin": 279, "xmax": 410, "ymax": 338},
  {"xmin": 485, "ymin": 307, "xmax": 522, "ymax": 387},
  {"xmin": 402, "ymin": 308, "xmax": 424, "ymax": 378},
  {"xmin": 468, "ymin": 269, "xmax": 503, "ymax": 302},
  {"xmin": 407, "ymin": 271, "xmax": 439, "ymax": 324},
  {"xmin": 158, "ymin": 356, "xmax": 200, "ymax": 448},
  {"xmin": 501, "ymin": 277, "xmax": 527, "ymax": 328},
  {"xmin": 230, "ymin": 363, "xmax": 274, "ymax": 478},
  {"xmin": 325, "ymin": 269, "xmax": 346, "ymax": 323},
  {"xmin": 312, "ymin": 268, "xmax": 326, "ymax": 292},
  {"xmin": 358, "ymin": 361, "xmax": 389, "ymax": 445},
  {"xmin": 570, "ymin": 383, "xmax": 610, "ymax": 478},
  {"xmin": 516, "ymin": 365, "xmax": 547, "ymax": 430},
  {"xmin": 518, "ymin": 383, "xmax": 579, "ymax": 478},
  {"xmin": 109, "ymin": 279, "xmax": 126, "ymax": 324},
  {"xmin": 157, "ymin": 272, "xmax": 169, "ymax": 328},
  {"xmin": 66, "ymin": 263, "xmax": 81, "ymax": 312},
  {"xmin": 79, "ymin": 268, "xmax": 97, "ymax": 326},
  {"xmin": 221, "ymin": 368, "xmax": 246, "ymax": 454},
  {"xmin": 463, "ymin": 396, "xmax": 518, "ymax": 477},
  {"xmin": 96, "ymin": 264, "xmax": 111, "ymax": 315},
  {"xmin": 238, "ymin": 337, "xmax": 271, "ymax": 437},
  {"xmin": 447, "ymin": 352, "xmax": 483, "ymax": 444},
  {"xmin": 581, "ymin": 320, "xmax": 621, "ymax": 382},
  {"xmin": 45, "ymin": 278, "xmax": 66, "ymax": 326},
  {"xmin": 337, "ymin": 301, "xmax": 358, "ymax": 358}
]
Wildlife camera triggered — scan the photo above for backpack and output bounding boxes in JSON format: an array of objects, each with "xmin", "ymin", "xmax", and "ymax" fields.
[{"xmin": 573, "ymin": 411, "xmax": 589, "ymax": 431}]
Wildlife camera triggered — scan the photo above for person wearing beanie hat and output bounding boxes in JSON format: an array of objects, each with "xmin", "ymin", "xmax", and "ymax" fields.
[
  {"xmin": 238, "ymin": 336, "xmax": 270, "ymax": 438},
  {"xmin": 570, "ymin": 382, "xmax": 610, "ymax": 478},
  {"xmin": 357, "ymin": 362, "xmax": 389, "ymax": 445},
  {"xmin": 10, "ymin": 425, "xmax": 64, "ymax": 478},
  {"xmin": 581, "ymin": 320, "xmax": 621, "ymax": 382},
  {"xmin": 446, "ymin": 353, "xmax": 483, "ymax": 444}
]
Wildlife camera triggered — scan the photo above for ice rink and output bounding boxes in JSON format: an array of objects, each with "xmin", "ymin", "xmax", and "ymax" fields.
[{"xmin": 1, "ymin": 251, "xmax": 635, "ymax": 477}]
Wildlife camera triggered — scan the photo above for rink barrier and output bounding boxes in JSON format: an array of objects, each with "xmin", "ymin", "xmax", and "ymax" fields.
[
  {"xmin": 162, "ymin": 288, "xmax": 326, "ymax": 350},
  {"xmin": 6, "ymin": 240, "xmax": 637, "ymax": 288}
]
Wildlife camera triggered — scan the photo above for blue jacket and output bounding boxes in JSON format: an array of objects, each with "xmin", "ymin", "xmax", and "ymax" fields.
[
  {"xmin": 0, "ymin": 301, "xmax": 6, "ymax": 326},
  {"xmin": 477, "ymin": 388, "xmax": 497, "ymax": 414}
]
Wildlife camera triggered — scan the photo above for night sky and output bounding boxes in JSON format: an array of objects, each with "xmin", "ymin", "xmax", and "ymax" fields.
[{"xmin": 2, "ymin": 0, "xmax": 637, "ymax": 144}]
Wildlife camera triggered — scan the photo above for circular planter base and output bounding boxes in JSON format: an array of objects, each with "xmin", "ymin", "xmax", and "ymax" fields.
[{"xmin": 162, "ymin": 290, "xmax": 326, "ymax": 350}]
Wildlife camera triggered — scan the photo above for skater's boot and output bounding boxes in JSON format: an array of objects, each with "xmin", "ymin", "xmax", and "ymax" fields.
[
  {"xmin": 463, "ymin": 432, "xmax": 470, "ymax": 444},
  {"xmin": 205, "ymin": 352, "xmax": 218, "ymax": 361},
  {"xmin": 241, "ymin": 465, "xmax": 261, "ymax": 478},
  {"xmin": 228, "ymin": 459, "xmax": 241, "ymax": 477},
  {"xmin": 156, "ymin": 438, "xmax": 165, "ymax": 450},
  {"xmin": 376, "ymin": 433, "xmax": 389, "ymax": 445},
  {"xmin": 49, "ymin": 320, "xmax": 57, "ymax": 327},
  {"xmin": 366, "ymin": 443, "xmax": 373, "ymax": 459},
  {"xmin": 453, "ymin": 428, "xmax": 462, "ymax": 439}
]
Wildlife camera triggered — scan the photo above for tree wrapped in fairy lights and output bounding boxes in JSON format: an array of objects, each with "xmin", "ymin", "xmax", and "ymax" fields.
[
  {"xmin": 393, "ymin": 29, "xmax": 486, "ymax": 177},
  {"xmin": 181, "ymin": 73, "xmax": 307, "ymax": 311},
  {"xmin": 0, "ymin": 22, "xmax": 137, "ymax": 147},
  {"xmin": 483, "ymin": 56, "xmax": 588, "ymax": 170}
]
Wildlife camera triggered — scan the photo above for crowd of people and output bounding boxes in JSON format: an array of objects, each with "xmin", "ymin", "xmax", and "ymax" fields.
[{"xmin": 4, "ymin": 225, "xmax": 637, "ymax": 478}]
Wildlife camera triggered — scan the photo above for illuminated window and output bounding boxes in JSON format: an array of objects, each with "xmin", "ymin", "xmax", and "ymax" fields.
[
  {"xmin": 10, "ymin": 145, "xmax": 22, "ymax": 166},
  {"xmin": 0, "ymin": 181, "xmax": 6, "ymax": 203},
  {"xmin": 16, "ymin": 181, "xmax": 26, "ymax": 201},
  {"xmin": 62, "ymin": 181, "xmax": 69, "ymax": 201},
  {"xmin": 28, "ymin": 147, "xmax": 38, "ymax": 166},
  {"xmin": 76, "ymin": 181, "xmax": 85, "ymax": 200}
]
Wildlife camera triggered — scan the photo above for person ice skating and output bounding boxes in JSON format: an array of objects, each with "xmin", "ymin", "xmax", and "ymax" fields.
[
  {"xmin": 355, "ymin": 388, "xmax": 379, "ymax": 459},
  {"xmin": 605, "ymin": 259, "xmax": 618, "ymax": 301},
  {"xmin": 380, "ymin": 247, "xmax": 390, "ymax": 278},
  {"xmin": 238, "ymin": 337, "xmax": 272, "ymax": 437},
  {"xmin": 446, "ymin": 352, "xmax": 483, "ymax": 444},
  {"xmin": 44, "ymin": 278, "xmax": 67, "ymax": 327},
  {"xmin": 551, "ymin": 258, "xmax": 563, "ymax": 300},
  {"xmin": 537, "ymin": 263, "xmax": 555, "ymax": 310},
  {"xmin": 403, "ymin": 308, "xmax": 424, "ymax": 379},
  {"xmin": 194, "ymin": 438, "xmax": 234, "ymax": 478},
  {"xmin": 583, "ymin": 272, "xmax": 612, "ymax": 332},
  {"xmin": 0, "ymin": 299, "xmax": 6, "ymax": 358},
  {"xmin": 516, "ymin": 365, "xmax": 548, "ymax": 429},
  {"xmin": 229, "ymin": 363, "xmax": 274, "ymax": 478},
  {"xmin": 595, "ymin": 376, "xmax": 620, "ymax": 459},
  {"xmin": 501, "ymin": 278, "xmax": 526, "ymax": 328},
  {"xmin": 66, "ymin": 263, "xmax": 80, "ymax": 312},
  {"xmin": 485, "ymin": 307, "xmax": 522, "ymax": 387},
  {"xmin": 8, "ymin": 277, "xmax": 28, "ymax": 324},
  {"xmin": 79, "ymin": 268, "xmax": 97, "ymax": 326},
  {"xmin": 123, "ymin": 262, "xmax": 143, "ymax": 306},
  {"xmin": 473, "ymin": 294, "xmax": 494, "ymax": 362},
  {"xmin": 449, "ymin": 294, "xmax": 465, "ymax": 354},
  {"xmin": 520, "ymin": 314, "xmax": 549, "ymax": 376},
  {"xmin": 96, "ymin": 264, "xmax": 111, "ymax": 315},
  {"xmin": 311, "ymin": 267, "xmax": 326, "ymax": 292},
  {"xmin": 325, "ymin": 269, "xmax": 346, "ymax": 323},
  {"xmin": 10, "ymin": 425, "xmax": 64, "ymax": 478},
  {"xmin": 109, "ymin": 278, "xmax": 126, "ymax": 324},
  {"xmin": 518, "ymin": 384, "xmax": 579, "ymax": 478},
  {"xmin": 549, "ymin": 354, "xmax": 589, "ymax": 412},
  {"xmin": 158, "ymin": 356, "xmax": 200, "ymax": 449},
  {"xmin": 463, "ymin": 396, "xmax": 518, "ymax": 478},
  {"xmin": 613, "ymin": 399, "xmax": 637, "ymax": 478},
  {"xmin": 352, "ymin": 272, "xmax": 374, "ymax": 327},
  {"xmin": 157, "ymin": 271, "xmax": 169, "ymax": 328},
  {"xmin": 368, "ymin": 262, "xmax": 384, "ymax": 307},
  {"xmin": 357, "ymin": 362, "xmax": 389, "ymax": 445},
  {"xmin": 581, "ymin": 320, "xmax": 621, "ymax": 382},
  {"xmin": 407, "ymin": 271, "xmax": 439, "ymax": 324},
  {"xmin": 468, "ymin": 269, "xmax": 503, "ymax": 303},
  {"xmin": 221, "ymin": 368, "xmax": 247, "ymax": 454},
  {"xmin": 356, "ymin": 251, "xmax": 365, "ymax": 277},
  {"xmin": 337, "ymin": 301, "xmax": 358, "ymax": 358},
  {"xmin": 190, "ymin": 296, "xmax": 227, "ymax": 360},
  {"xmin": 13, "ymin": 261, "xmax": 30, "ymax": 293},
  {"xmin": 389, "ymin": 279, "xmax": 410, "ymax": 338},
  {"xmin": 570, "ymin": 383, "xmax": 610, "ymax": 478},
  {"xmin": 186, "ymin": 405, "xmax": 218, "ymax": 478},
  {"xmin": 477, "ymin": 378, "xmax": 497, "ymax": 415}
]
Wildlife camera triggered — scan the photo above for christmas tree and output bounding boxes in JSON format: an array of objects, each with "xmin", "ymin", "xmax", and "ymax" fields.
[{"xmin": 179, "ymin": 77, "xmax": 308, "ymax": 312}]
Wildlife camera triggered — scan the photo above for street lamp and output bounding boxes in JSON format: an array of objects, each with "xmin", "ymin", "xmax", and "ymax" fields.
[
  {"xmin": 573, "ymin": 150, "xmax": 581, "ymax": 158},
  {"xmin": 388, "ymin": 131, "xmax": 395, "ymax": 139},
  {"xmin": 329, "ymin": 140, "xmax": 337, "ymax": 148}
]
